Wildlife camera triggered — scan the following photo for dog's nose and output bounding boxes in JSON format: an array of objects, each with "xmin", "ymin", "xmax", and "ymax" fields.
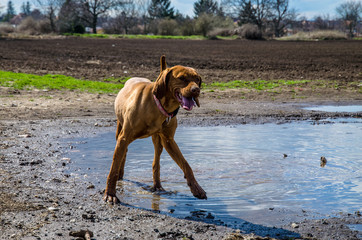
[{"xmin": 191, "ymin": 86, "xmax": 200, "ymax": 94}]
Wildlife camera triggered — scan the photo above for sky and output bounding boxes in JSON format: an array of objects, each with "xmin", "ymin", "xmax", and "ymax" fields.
[
  {"xmin": 171, "ymin": 0, "xmax": 347, "ymax": 19},
  {"xmin": 2, "ymin": 0, "xmax": 356, "ymax": 20}
]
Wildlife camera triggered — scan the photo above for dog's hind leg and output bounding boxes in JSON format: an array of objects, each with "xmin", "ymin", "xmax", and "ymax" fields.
[
  {"xmin": 115, "ymin": 120, "xmax": 127, "ymax": 180},
  {"xmin": 151, "ymin": 134, "xmax": 165, "ymax": 192},
  {"xmin": 115, "ymin": 120, "xmax": 122, "ymax": 140},
  {"xmin": 117, "ymin": 148, "xmax": 128, "ymax": 180}
]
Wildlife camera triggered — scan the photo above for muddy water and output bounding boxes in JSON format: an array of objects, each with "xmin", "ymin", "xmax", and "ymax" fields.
[{"xmin": 66, "ymin": 118, "xmax": 362, "ymax": 227}]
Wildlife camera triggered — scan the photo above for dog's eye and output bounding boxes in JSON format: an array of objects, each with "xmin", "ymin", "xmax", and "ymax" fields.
[{"xmin": 179, "ymin": 76, "xmax": 186, "ymax": 81}]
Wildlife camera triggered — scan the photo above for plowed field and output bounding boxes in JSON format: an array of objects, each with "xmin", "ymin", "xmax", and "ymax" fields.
[{"xmin": 1, "ymin": 38, "xmax": 361, "ymax": 83}]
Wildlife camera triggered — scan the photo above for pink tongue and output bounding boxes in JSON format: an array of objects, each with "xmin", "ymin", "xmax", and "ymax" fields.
[{"xmin": 182, "ymin": 96, "xmax": 194, "ymax": 111}]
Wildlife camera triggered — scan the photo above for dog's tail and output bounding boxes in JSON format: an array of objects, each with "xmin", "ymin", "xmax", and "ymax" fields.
[{"xmin": 160, "ymin": 55, "xmax": 166, "ymax": 72}]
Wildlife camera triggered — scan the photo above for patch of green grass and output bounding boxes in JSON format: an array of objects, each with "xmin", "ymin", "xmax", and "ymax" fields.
[
  {"xmin": 0, "ymin": 71, "xmax": 125, "ymax": 94},
  {"xmin": 205, "ymin": 79, "xmax": 310, "ymax": 91}
]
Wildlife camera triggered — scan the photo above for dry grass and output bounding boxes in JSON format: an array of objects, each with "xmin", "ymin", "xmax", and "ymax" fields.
[
  {"xmin": 0, "ymin": 17, "xmax": 52, "ymax": 37},
  {"xmin": 279, "ymin": 30, "xmax": 347, "ymax": 41},
  {"xmin": 0, "ymin": 23, "xmax": 15, "ymax": 35}
]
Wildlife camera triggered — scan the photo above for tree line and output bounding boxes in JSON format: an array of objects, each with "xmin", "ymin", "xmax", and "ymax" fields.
[{"xmin": 1, "ymin": 0, "xmax": 361, "ymax": 38}]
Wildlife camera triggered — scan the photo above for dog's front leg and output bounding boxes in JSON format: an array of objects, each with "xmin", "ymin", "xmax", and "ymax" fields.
[
  {"xmin": 160, "ymin": 135, "xmax": 207, "ymax": 199},
  {"xmin": 103, "ymin": 134, "xmax": 130, "ymax": 204},
  {"xmin": 151, "ymin": 134, "xmax": 165, "ymax": 192}
]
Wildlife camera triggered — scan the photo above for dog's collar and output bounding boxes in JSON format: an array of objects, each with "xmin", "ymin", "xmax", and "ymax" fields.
[{"xmin": 153, "ymin": 95, "xmax": 179, "ymax": 122}]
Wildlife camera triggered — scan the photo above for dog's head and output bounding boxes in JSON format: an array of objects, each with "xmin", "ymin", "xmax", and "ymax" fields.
[{"xmin": 153, "ymin": 56, "xmax": 202, "ymax": 111}]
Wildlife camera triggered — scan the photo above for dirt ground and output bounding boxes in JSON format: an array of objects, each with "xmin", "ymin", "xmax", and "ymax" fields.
[
  {"xmin": 0, "ymin": 37, "xmax": 361, "ymax": 83},
  {"xmin": 0, "ymin": 37, "xmax": 362, "ymax": 239}
]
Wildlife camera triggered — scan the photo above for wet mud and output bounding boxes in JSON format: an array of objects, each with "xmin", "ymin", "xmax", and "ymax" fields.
[{"xmin": 1, "ymin": 111, "xmax": 361, "ymax": 239}]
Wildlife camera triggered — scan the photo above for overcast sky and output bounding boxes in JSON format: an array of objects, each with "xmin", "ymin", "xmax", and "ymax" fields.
[{"xmin": 4, "ymin": 0, "xmax": 355, "ymax": 20}]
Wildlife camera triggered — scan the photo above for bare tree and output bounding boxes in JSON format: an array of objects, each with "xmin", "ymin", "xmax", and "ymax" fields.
[
  {"xmin": 80, "ymin": 0, "xmax": 117, "ymax": 33},
  {"xmin": 35, "ymin": 0, "xmax": 63, "ymax": 32},
  {"xmin": 135, "ymin": 0, "xmax": 150, "ymax": 33},
  {"xmin": 254, "ymin": 0, "xmax": 272, "ymax": 31},
  {"xmin": 270, "ymin": 0, "xmax": 297, "ymax": 37},
  {"xmin": 58, "ymin": 0, "xmax": 85, "ymax": 33},
  {"xmin": 314, "ymin": 14, "xmax": 332, "ymax": 30},
  {"xmin": 115, "ymin": 0, "xmax": 138, "ymax": 34},
  {"xmin": 222, "ymin": 0, "xmax": 272, "ymax": 31},
  {"xmin": 336, "ymin": 0, "xmax": 362, "ymax": 38}
]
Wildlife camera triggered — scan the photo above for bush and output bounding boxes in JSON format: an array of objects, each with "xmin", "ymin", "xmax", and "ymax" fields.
[
  {"xmin": 37, "ymin": 19, "xmax": 52, "ymax": 34},
  {"xmin": 195, "ymin": 13, "xmax": 214, "ymax": 37},
  {"xmin": 0, "ymin": 23, "xmax": 15, "ymax": 35},
  {"xmin": 146, "ymin": 20, "xmax": 159, "ymax": 35},
  {"xmin": 73, "ymin": 24, "xmax": 85, "ymax": 34},
  {"xmin": 238, "ymin": 24, "xmax": 263, "ymax": 40},
  {"xmin": 17, "ymin": 17, "xmax": 40, "ymax": 35},
  {"xmin": 195, "ymin": 14, "xmax": 235, "ymax": 38},
  {"xmin": 208, "ymin": 27, "xmax": 234, "ymax": 38},
  {"xmin": 157, "ymin": 18, "xmax": 180, "ymax": 35},
  {"xmin": 180, "ymin": 19, "xmax": 196, "ymax": 36}
]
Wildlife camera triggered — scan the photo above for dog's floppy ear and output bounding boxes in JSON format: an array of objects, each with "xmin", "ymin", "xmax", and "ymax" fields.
[
  {"xmin": 197, "ymin": 75, "xmax": 202, "ymax": 88},
  {"xmin": 153, "ymin": 55, "xmax": 170, "ymax": 99},
  {"xmin": 160, "ymin": 55, "xmax": 166, "ymax": 72},
  {"xmin": 153, "ymin": 69, "xmax": 171, "ymax": 99}
]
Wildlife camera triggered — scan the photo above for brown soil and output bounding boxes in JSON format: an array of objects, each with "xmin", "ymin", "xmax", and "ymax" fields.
[
  {"xmin": 1, "ymin": 38, "xmax": 361, "ymax": 83},
  {"xmin": 0, "ymin": 37, "xmax": 361, "ymax": 240}
]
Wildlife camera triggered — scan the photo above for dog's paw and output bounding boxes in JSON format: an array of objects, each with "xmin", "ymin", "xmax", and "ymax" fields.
[
  {"xmin": 150, "ymin": 185, "xmax": 166, "ymax": 192},
  {"xmin": 190, "ymin": 182, "xmax": 207, "ymax": 200},
  {"xmin": 103, "ymin": 192, "xmax": 120, "ymax": 204}
]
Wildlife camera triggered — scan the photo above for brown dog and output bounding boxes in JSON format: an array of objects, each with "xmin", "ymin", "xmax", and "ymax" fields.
[{"xmin": 103, "ymin": 56, "xmax": 207, "ymax": 203}]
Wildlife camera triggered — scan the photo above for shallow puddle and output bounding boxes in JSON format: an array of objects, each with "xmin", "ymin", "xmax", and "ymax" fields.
[
  {"xmin": 66, "ymin": 118, "xmax": 362, "ymax": 227},
  {"xmin": 304, "ymin": 105, "xmax": 362, "ymax": 113}
]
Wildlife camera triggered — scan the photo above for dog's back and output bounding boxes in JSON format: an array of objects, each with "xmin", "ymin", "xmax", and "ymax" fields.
[{"xmin": 115, "ymin": 77, "xmax": 150, "ymax": 114}]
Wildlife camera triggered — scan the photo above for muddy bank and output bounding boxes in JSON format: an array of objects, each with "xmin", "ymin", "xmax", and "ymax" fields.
[
  {"xmin": 1, "ymin": 86, "xmax": 361, "ymax": 122},
  {"xmin": 1, "ymin": 102, "xmax": 361, "ymax": 239},
  {"xmin": 0, "ymin": 118, "xmax": 233, "ymax": 240}
]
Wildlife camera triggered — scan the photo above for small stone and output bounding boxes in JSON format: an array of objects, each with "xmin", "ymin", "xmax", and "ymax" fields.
[
  {"xmin": 291, "ymin": 223, "xmax": 299, "ymax": 228},
  {"xmin": 206, "ymin": 213, "xmax": 215, "ymax": 219},
  {"xmin": 320, "ymin": 156, "xmax": 327, "ymax": 167},
  {"xmin": 48, "ymin": 207, "xmax": 59, "ymax": 212},
  {"xmin": 19, "ymin": 134, "xmax": 31, "ymax": 138}
]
